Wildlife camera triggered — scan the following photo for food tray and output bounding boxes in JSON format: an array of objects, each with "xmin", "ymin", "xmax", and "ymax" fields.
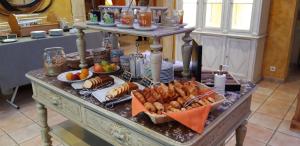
[
  {"xmin": 92, "ymin": 76, "xmax": 144, "ymax": 103},
  {"xmin": 132, "ymin": 82, "xmax": 225, "ymax": 124}
]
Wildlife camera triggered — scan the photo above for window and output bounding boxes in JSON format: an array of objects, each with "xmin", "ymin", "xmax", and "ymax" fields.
[
  {"xmin": 182, "ymin": 0, "xmax": 198, "ymax": 27},
  {"xmin": 204, "ymin": 0, "xmax": 223, "ymax": 28},
  {"xmin": 231, "ymin": 0, "xmax": 253, "ymax": 30}
]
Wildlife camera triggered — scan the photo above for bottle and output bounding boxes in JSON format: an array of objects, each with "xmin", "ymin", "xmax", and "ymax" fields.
[{"xmin": 214, "ymin": 65, "xmax": 227, "ymax": 95}]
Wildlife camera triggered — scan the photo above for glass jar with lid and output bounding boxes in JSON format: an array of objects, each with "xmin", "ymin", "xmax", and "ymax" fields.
[
  {"xmin": 43, "ymin": 47, "xmax": 66, "ymax": 76},
  {"xmin": 120, "ymin": 8, "xmax": 134, "ymax": 26},
  {"xmin": 138, "ymin": 7, "xmax": 152, "ymax": 27}
]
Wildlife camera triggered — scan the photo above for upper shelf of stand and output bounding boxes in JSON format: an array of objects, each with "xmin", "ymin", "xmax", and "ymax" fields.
[{"xmin": 74, "ymin": 22, "xmax": 195, "ymax": 38}]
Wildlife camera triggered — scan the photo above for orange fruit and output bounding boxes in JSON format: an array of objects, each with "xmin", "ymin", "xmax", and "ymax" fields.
[
  {"xmin": 66, "ymin": 73, "xmax": 73, "ymax": 80},
  {"xmin": 79, "ymin": 73, "xmax": 88, "ymax": 80},
  {"xmin": 81, "ymin": 68, "xmax": 89, "ymax": 76}
]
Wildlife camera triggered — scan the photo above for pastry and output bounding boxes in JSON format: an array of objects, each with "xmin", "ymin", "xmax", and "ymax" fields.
[
  {"xmin": 132, "ymin": 80, "xmax": 218, "ymax": 115},
  {"xmin": 144, "ymin": 102, "xmax": 156, "ymax": 113},
  {"xmin": 170, "ymin": 101, "xmax": 181, "ymax": 109},
  {"xmin": 153, "ymin": 102, "xmax": 164, "ymax": 112},
  {"xmin": 132, "ymin": 90, "xmax": 146, "ymax": 104}
]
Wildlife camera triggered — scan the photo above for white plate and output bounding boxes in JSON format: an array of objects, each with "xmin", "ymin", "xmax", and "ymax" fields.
[
  {"xmin": 86, "ymin": 21, "xmax": 99, "ymax": 25},
  {"xmin": 89, "ymin": 66, "xmax": 120, "ymax": 74},
  {"xmin": 99, "ymin": 22, "xmax": 116, "ymax": 27},
  {"xmin": 92, "ymin": 80, "xmax": 144, "ymax": 103},
  {"xmin": 133, "ymin": 23, "xmax": 158, "ymax": 31},
  {"xmin": 116, "ymin": 23, "xmax": 133, "ymax": 29},
  {"xmin": 2, "ymin": 38, "xmax": 17, "ymax": 43},
  {"xmin": 49, "ymin": 29, "xmax": 63, "ymax": 36},
  {"xmin": 57, "ymin": 70, "xmax": 93, "ymax": 83}
]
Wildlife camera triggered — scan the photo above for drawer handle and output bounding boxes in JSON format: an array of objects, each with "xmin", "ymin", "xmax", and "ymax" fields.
[
  {"xmin": 112, "ymin": 132, "xmax": 125, "ymax": 142},
  {"xmin": 51, "ymin": 100, "xmax": 59, "ymax": 106}
]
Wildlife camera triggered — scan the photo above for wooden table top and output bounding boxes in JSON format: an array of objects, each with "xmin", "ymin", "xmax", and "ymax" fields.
[
  {"xmin": 26, "ymin": 69, "xmax": 255, "ymax": 144},
  {"xmin": 74, "ymin": 22, "xmax": 195, "ymax": 38}
]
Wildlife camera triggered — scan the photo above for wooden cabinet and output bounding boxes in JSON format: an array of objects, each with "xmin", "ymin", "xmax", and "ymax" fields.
[
  {"xmin": 226, "ymin": 38, "xmax": 251, "ymax": 79},
  {"xmin": 175, "ymin": 0, "xmax": 270, "ymax": 83},
  {"xmin": 199, "ymin": 35, "xmax": 265, "ymax": 82},
  {"xmin": 201, "ymin": 35, "xmax": 226, "ymax": 71}
]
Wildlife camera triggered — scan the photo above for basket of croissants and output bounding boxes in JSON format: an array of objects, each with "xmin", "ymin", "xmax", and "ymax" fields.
[{"xmin": 131, "ymin": 80, "xmax": 225, "ymax": 125}]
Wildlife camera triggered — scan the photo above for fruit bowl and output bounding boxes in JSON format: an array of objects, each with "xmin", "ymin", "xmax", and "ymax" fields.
[
  {"xmin": 90, "ymin": 61, "xmax": 120, "ymax": 74},
  {"xmin": 89, "ymin": 66, "xmax": 120, "ymax": 74},
  {"xmin": 57, "ymin": 70, "xmax": 93, "ymax": 83}
]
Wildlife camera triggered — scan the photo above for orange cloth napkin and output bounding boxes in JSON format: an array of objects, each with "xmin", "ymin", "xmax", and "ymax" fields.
[{"xmin": 132, "ymin": 96, "xmax": 212, "ymax": 133}]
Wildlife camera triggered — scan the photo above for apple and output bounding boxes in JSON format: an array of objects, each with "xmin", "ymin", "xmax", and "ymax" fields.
[
  {"xmin": 72, "ymin": 74, "xmax": 80, "ymax": 80},
  {"xmin": 94, "ymin": 64, "xmax": 104, "ymax": 72},
  {"xmin": 101, "ymin": 60, "xmax": 109, "ymax": 66}
]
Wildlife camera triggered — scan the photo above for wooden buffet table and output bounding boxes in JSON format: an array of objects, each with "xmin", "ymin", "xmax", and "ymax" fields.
[
  {"xmin": 26, "ymin": 20, "xmax": 255, "ymax": 146},
  {"xmin": 26, "ymin": 69, "xmax": 255, "ymax": 146}
]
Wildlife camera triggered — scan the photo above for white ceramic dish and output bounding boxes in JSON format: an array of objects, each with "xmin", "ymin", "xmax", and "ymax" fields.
[
  {"xmin": 89, "ymin": 66, "xmax": 120, "ymax": 74},
  {"xmin": 31, "ymin": 31, "xmax": 46, "ymax": 39},
  {"xmin": 133, "ymin": 23, "xmax": 158, "ymax": 31},
  {"xmin": 57, "ymin": 70, "xmax": 93, "ymax": 83},
  {"xmin": 116, "ymin": 23, "xmax": 133, "ymax": 29},
  {"xmin": 99, "ymin": 22, "xmax": 116, "ymax": 27},
  {"xmin": 49, "ymin": 29, "xmax": 63, "ymax": 36},
  {"xmin": 2, "ymin": 38, "xmax": 17, "ymax": 43},
  {"xmin": 86, "ymin": 21, "xmax": 99, "ymax": 25}
]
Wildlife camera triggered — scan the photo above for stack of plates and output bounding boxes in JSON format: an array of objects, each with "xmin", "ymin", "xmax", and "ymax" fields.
[
  {"xmin": 143, "ymin": 61, "xmax": 174, "ymax": 83},
  {"xmin": 49, "ymin": 29, "xmax": 63, "ymax": 36},
  {"xmin": 31, "ymin": 31, "xmax": 46, "ymax": 39}
]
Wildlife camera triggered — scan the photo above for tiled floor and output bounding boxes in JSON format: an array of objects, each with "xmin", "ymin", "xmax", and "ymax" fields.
[
  {"xmin": 0, "ymin": 69, "xmax": 299, "ymax": 145},
  {"xmin": 226, "ymin": 69, "xmax": 300, "ymax": 146}
]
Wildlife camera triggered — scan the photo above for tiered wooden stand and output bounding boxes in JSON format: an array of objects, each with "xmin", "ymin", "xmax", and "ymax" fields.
[{"xmin": 74, "ymin": 22, "xmax": 195, "ymax": 83}]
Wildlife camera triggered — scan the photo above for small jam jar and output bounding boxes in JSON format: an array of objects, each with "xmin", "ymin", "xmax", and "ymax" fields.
[
  {"xmin": 138, "ymin": 8, "xmax": 152, "ymax": 27},
  {"xmin": 102, "ymin": 9, "xmax": 115, "ymax": 24},
  {"xmin": 120, "ymin": 8, "xmax": 134, "ymax": 26}
]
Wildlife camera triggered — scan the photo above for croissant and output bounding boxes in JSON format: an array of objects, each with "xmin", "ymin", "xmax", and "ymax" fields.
[{"xmin": 133, "ymin": 90, "xmax": 145, "ymax": 104}]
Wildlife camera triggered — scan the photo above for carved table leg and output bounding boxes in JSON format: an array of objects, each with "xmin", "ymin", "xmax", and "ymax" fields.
[
  {"xmin": 36, "ymin": 102, "xmax": 52, "ymax": 146},
  {"xmin": 235, "ymin": 120, "xmax": 247, "ymax": 146},
  {"xmin": 76, "ymin": 28, "xmax": 87, "ymax": 69},
  {"xmin": 110, "ymin": 33, "xmax": 119, "ymax": 49},
  {"xmin": 181, "ymin": 32, "xmax": 193, "ymax": 78},
  {"xmin": 150, "ymin": 37, "xmax": 163, "ymax": 83}
]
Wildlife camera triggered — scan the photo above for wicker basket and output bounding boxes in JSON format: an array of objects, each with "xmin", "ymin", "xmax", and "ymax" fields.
[
  {"xmin": 66, "ymin": 51, "xmax": 94, "ymax": 69},
  {"xmin": 132, "ymin": 82, "xmax": 225, "ymax": 124}
]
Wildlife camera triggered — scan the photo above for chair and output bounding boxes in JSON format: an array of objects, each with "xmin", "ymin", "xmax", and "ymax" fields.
[{"xmin": 291, "ymin": 89, "xmax": 300, "ymax": 131}]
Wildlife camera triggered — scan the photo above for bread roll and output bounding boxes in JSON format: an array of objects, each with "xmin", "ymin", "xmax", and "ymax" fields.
[
  {"xmin": 144, "ymin": 102, "xmax": 156, "ymax": 113},
  {"xmin": 153, "ymin": 102, "xmax": 164, "ymax": 112}
]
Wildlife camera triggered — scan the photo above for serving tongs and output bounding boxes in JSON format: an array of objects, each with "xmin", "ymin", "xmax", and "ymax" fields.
[
  {"xmin": 183, "ymin": 90, "xmax": 215, "ymax": 108},
  {"xmin": 103, "ymin": 95, "xmax": 132, "ymax": 109}
]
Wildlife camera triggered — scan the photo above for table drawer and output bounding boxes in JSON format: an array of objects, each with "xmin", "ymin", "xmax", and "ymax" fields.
[
  {"xmin": 33, "ymin": 84, "xmax": 81, "ymax": 122},
  {"xmin": 84, "ymin": 108, "xmax": 163, "ymax": 146},
  {"xmin": 34, "ymin": 84, "xmax": 63, "ymax": 110}
]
